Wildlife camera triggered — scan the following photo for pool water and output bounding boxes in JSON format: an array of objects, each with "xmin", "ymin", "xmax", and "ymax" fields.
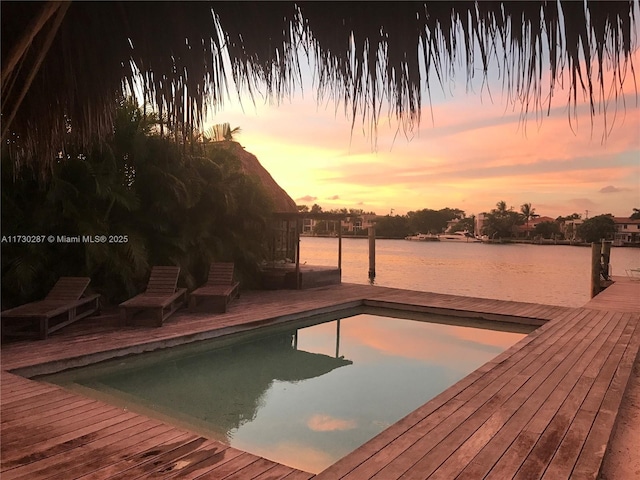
[{"xmin": 45, "ymin": 311, "xmax": 530, "ymax": 473}]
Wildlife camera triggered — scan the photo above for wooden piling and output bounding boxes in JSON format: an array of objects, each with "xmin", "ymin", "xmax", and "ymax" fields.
[
  {"xmin": 601, "ymin": 240, "xmax": 612, "ymax": 278},
  {"xmin": 590, "ymin": 242, "xmax": 601, "ymax": 298},
  {"xmin": 295, "ymin": 218, "xmax": 301, "ymax": 289},
  {"xmin": 368, "ymin": 226, "xmax": 376, "ymax": 280},
  {"xmin": 337, "ymin": 221, "xmax": 342, "ymax": 271}
]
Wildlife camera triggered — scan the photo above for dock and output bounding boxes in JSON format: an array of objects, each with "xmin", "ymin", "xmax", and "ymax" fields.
[{"xmin": 2, "ymin": 278, "xmax": 639, "ymax": 479}]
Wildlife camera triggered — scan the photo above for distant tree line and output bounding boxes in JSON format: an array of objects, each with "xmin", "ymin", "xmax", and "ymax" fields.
[{"xmin": 298, "ymin": 201, "xmax": 635, "ymax": 242}]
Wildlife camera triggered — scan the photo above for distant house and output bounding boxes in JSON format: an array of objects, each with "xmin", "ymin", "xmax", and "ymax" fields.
[
  {"xmin": 445, "ymin": 218, "xmax": 460, "ymax": 233},
  {"xmin": 612, "ymin": 217, "xmax": 640, "ymax": 246},
  {"xmin": 516, "ymin": 216, "xmax": 556, "ymax": 238},
  {"xmin": 342, "ymin": 213, "xmax": 377, "ymax": 234},
  {"xmin": 561, "ymin": 219, "xmax": 584, "ymax": 241},
  {"xmin": 475, "ymin": 213, "xmax": 487, "ymax": 237},
  {"xmin": 301, "ymin": 218, "xmax": 315, "ymax": 235}
]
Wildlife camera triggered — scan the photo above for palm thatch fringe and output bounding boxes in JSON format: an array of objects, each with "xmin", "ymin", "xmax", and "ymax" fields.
[
  {"xmin": 1, "ymin": 1, "xmax": 637, "ymax": 178},
  {"xmin": 214, "ymin": 141, "xmax": 298, "ymax": 214}
]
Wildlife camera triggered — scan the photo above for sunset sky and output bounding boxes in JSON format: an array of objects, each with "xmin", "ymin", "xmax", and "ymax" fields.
[{"xmin": 205, "ymin": 47, "xmax": 640, "ymax": 220}]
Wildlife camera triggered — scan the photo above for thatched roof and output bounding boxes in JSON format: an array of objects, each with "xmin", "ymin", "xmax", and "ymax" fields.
[
  {"xmin": 217, "ymin": 141, "xmax": 298, "ymax": 214},
  {"xmin": 2, "ymin": 1, "xmax": 637, "ymax": 177}
]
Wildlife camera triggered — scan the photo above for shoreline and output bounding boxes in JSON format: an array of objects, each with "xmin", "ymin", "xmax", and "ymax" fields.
[{"xmin": 301, "ymin": 234, "xmax": 640, "ymax": 247}]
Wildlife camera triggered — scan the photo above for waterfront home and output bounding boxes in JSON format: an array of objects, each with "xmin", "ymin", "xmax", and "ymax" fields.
[
  {"xmin": 561, "ymin": 218, "xmax": 584, "ymax": 241},
  {"xmin": 302, "ymin": 213, "xmax": 377, "ymax": 236},
  {"xmin": 515, "ymin": 215, "xmax": 556, "ymax": 238},
  {"xmin": 342, "ymin": 213, "xmax": 378, "ymax": 235},
  {"xmin": 613, "ymin": 217, "xmax": 640, "ymax": 246}
]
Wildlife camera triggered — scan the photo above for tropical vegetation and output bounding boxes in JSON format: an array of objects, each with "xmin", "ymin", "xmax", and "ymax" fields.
[
  {"xmin": 534, "ymin": 221, "xmax": 562, "ymax": 239},
  {"xmin": 1, "ymin": 101, "xmax": 273, "ymax": 308},
  {"xmin": 520, "ymin": 203, "xmax": 539, "ymax": 230},
  {"xmin": 375, "ymin": 215, "xmax": 411, "ymax": 238},
  {"xmin": 577, "ymin": 215, "xmax": 617, "ymax": 243},
  {"xmin": 406, "ymin": 208, "xmax": 466, "ymax": 236},
  {"xmin": 203, "ymin": 123, "xmax": 242, "ymax": 143},
  {"xmin": 480, "ymin": 201, "xmax": 524, "ymax": 239}
]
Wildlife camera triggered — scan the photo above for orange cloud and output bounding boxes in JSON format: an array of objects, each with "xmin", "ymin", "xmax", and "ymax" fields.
[
  {"xmin": 340, "ymin": 315, "xmax": 525, "ymax": 364},
  {"xmin": 307, "ymin": 414, "xmax": 357, "ymax": 432},
  {"xmin": 205, "ymin": 44, "xmax": 639, "ymax": 218}
]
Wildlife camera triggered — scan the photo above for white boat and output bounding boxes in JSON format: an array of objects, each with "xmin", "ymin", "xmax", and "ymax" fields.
[
  {"xmin": 404, "ymin": 233, "xmax": 439, "ymax": 241},
  {"xmin": 437, "ymin": 231, "xmax": 481, "ymax": 243}
]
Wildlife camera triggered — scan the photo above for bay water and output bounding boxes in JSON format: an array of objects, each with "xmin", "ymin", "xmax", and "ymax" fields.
[{"xmin": 300, "ymin": 237, "xmax": 640, "ymax": 307}]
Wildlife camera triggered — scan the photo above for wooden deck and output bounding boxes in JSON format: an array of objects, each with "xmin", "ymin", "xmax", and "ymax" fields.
[{"xmin": 2, "ymin": 279, "xmax": 639, "ymax": 479}]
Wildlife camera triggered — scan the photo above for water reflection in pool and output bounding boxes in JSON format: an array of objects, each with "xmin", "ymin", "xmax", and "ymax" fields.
[{"xmin": 46, "ymin": 312, "xmax": 531, "ymax": 473}]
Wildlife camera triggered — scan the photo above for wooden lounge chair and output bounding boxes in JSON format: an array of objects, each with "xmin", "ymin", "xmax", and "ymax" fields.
[
  {"xmin": 189, "ymin": 262, "xmax": 240, "ymax": 312},
  {"xmin": 119, "ymin": 266, "xmax": 187, "ymax": 327},
  {"xmin": 1, "ymin": 277, "xmax": 100, "ymax": 341}
]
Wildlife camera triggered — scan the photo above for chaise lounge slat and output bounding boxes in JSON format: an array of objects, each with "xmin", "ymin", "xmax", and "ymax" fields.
[
  {"xmin": 1, "ymin": 277, "xmax": 100, "ymax": 341},
  {"xmin": 189, "ymin": 262, "xmax": 240, "ymax": 312},
  {"xmin": 119, "ymin": 266, "xmax": 186, "ymax": 327}
]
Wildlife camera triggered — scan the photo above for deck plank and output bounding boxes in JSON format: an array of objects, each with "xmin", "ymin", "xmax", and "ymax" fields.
[
  {"xmin": 70, "ymin": 431, "xmax": 197, "ymax": 480},
  {"xmin": 1, "ymin": 417, "xmax": 153, "ymax": 480},
  {"xmin": 251, "ymin": 463, "xmax": 306, "ymax": 480}
]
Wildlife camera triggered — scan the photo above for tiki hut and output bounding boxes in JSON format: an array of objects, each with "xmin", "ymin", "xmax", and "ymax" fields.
[
  {"xmin": 2, "ymin": 1, "xmax": 637, "ymax": 178},
  {"xmin": 219, "ymin": 141, "xmax": 297, "ymax": 215},
  {"xmin": 215, "ymin": 141, "xmax": 343, "ymax": 289},
  {"xmin": 215, "ymin": 140, "xmax": 298, "ymax": 267}
]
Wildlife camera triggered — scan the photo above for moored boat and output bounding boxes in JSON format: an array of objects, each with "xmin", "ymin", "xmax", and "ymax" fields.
[
  {"xmin": 437, "ymin": 231, "xmax": 481, "ymax": 243},
  {"xmin": 404, "ymin": 233, "xmax": 440, "ymax": 241}
]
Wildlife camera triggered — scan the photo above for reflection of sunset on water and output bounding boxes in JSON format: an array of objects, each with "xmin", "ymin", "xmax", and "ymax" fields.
[
  {"xmin": 52, "ymin": 310, "xmax": 529, "ymax": 474},
  {"xmin": 297, "ymin": 314, "xmax": 526, "ymax": 366},
  {"xmin": 307, "ymin": 413, "xmax": 357, "ymax": 432},
  {"xmin": 235, "ymin": 439, "xmax": 335, "ymax": 475}
]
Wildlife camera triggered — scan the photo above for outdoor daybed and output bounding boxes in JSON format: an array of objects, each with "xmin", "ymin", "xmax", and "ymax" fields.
[{"xmin": 1, "ymin": 277, "xmax": 100, "ymax": 341}]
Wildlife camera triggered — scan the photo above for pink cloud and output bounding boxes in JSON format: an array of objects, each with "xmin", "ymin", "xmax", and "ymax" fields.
[
  {"xmin": 307, "ymin": 414, "xmax": 357, "ymax": 432},
  {"xmin": 208, "ymin": 46, "xmax": 639, "ymax": 219},
  {"xmin": 599, "ymin": 185, "xmax": 631, "ymax": 194}
]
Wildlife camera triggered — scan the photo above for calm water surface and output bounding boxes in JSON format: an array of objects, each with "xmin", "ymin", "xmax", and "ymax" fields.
[
  {"xmin": 301, "ymin": 237, "xmax": 640, "ymax": 307},
  {"xmin": 49, "ymin": 312, "xmax": 528, "ymax": 474}
]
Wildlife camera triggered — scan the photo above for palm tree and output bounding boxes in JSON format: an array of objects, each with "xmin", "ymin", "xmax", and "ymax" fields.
[
  {"xmin": 496, "ymin": 201, "xmax": 508, "ymax": 215},
  {"xmin": 203, "ymin": 123, "xmax": 242, "ymax": 143},
  {"xmin": 520, "ymin": 203, "xmax": 538, "ymax": 238},
  {"xmin": 520, "ymin": 203, "xmax": 539, "ymax": 225}
]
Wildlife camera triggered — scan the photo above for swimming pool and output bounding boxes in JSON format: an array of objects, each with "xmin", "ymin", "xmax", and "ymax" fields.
[{"xmin": 43, "ymin": 309, "xmax": 531, "ymax": 473}]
